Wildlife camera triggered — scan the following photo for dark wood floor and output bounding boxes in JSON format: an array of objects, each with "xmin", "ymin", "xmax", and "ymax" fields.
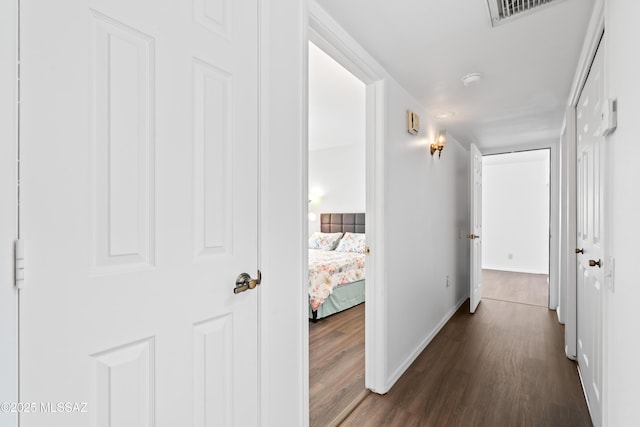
[
  {"xmin": 483, "ymin": 269, "xmax": 549, "ymax": 307},
  {"xmin": 341, "ymin": 299, "xmax": 591, "ymax": 427},
  {"xmin": 309, "ymin": 303, "xmax": 366, "ymax": 427}
]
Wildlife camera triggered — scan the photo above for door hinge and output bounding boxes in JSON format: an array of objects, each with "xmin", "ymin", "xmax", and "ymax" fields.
[{"xmin": 14, "ymin": 239, "xmax": 24, "ymax": 289}]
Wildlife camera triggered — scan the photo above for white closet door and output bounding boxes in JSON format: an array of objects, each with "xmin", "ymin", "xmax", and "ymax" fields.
[{"xmin": 576, "ymin": 41, "xmax": 605, "ymax": 427}]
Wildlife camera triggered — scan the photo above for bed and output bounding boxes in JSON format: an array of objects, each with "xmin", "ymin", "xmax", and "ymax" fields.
[{"xmin": 308, "ymin": 213, "xmax": 366, "ymax": 321}]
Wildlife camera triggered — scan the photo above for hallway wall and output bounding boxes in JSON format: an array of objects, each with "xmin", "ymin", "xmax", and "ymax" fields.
[
  {"xmin": 384, "ymin": 78, "xmax": 469, "ymax": 389},
  {"xmin": 258, "ymin": 1, "xmax": 307, "ymax": 425},
  {"xmin": 603, "ymin": 0, "xmax": 640, "ymax": 424},
  {"xmin": 0, "ymin": 0, "xmax": 18, "ymax": 422}
]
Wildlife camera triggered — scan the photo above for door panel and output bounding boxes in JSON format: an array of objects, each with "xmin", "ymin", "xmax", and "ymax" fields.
[
  {"xmin": 469, "ymin": 143, "xmax": 483, "ymax": 313},
  {"xmin": 576, "ymin": 41, "xmax": 604, "ymax": 427},
  {"xmin": 92, "ymin": 10, "xmax": 155, "ymax": 271},
  {"xmin": 20, "ymin": 1, "xmax": 259, "ymax": 425}
]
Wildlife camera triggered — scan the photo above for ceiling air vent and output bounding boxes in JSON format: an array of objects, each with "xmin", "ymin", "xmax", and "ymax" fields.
[{"xmin": 486, "ymin": 0, "xmax": 564, "ymax": 26}]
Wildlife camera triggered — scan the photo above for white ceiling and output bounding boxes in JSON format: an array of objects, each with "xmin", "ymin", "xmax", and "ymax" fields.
[{"xmin": 315, "ymin": 0, "xmax": 596, "ymax": 151}]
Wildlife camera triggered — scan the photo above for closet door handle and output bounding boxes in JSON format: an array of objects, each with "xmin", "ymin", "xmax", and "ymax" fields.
[
  {"xmin": 575, "ymin": 248, "xmax": 584, "ymax": 254},
  {"xmin": 588, "ymin": 259, "xmax": 601, "ymax": 268}
]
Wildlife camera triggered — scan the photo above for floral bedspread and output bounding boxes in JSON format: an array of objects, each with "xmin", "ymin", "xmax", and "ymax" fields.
[{"xmin": 308, "ymin": 249, "xmax": 365, "ymax": 311}]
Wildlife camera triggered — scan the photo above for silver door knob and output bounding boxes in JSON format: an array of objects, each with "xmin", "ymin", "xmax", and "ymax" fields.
[{"xmin": 233, "ymin": 270, "xmax": 262, "ymax": 294}]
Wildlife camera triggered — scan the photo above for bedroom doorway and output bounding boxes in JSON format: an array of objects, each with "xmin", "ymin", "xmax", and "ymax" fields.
[
  {"xmin": 307, "ymin": 42, "xmax": 368, "ymax": 427},
  {"xmin": 481, "ymin": 149, "xmax": 551, "ymax": 307}
]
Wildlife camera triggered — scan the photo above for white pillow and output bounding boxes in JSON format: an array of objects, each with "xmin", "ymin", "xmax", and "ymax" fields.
[
  {"xmin": 334, "ymin": 232, "xmax": 366, "ymax": 253},
  {"xmin": 308, "ymin": 232, "xmax": 343, "ymax": 251}
]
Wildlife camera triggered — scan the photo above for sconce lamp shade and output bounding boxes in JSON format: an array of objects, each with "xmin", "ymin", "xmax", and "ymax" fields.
[{"xmin": 430, "ymin": 130, "xmax": 447, "ymax": 158}]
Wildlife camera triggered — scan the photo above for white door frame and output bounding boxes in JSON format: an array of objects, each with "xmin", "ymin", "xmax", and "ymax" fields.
[
  {"xmin": 558, "ymin": 109, "xmax": 575, "ymax": 331},
  {"xmin": 0, "ymin": 1, "xmax": 19, "ymax": 426},
  {"xmin": 307, "ymin": 1, "xmax": 387, "ymax": 394}
]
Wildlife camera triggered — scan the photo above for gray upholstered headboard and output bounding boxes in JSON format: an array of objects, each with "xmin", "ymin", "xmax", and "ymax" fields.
[{"xmin": 320, "ymin": 213, "xmax": 365, "ymax": 234}]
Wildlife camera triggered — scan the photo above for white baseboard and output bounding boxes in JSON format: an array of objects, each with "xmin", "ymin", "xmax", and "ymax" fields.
[
  {"xmin": 384, "ymin": 296, "xmax": 466, "ymax": 392},
  {"xmin": 577, "ymin": 365, "xmax": 593, "ymax": 422},
  {"xmin": 565, "ymin": 344, "xmax": 577, "ymax": 361},
  {"xmin": 557, "ymin": 305, "xmax": 564, "ymax": 324}
]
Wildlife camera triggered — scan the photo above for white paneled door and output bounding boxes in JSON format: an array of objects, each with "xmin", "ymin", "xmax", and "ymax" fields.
[
  {"xmin": 20, "ymin": 1, "xmax": 259, "ymax": 426},
  {"xmin": 469, "ymin": 143, "xmax": 483, "ymax": 313},
  {"xmin": 576, "ymin": 42, "xmax": 604, "ymax": 426}
]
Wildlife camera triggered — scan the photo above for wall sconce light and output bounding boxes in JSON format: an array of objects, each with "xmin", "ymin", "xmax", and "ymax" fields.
[
  {"xmin": 308, "ymin": 192, "xmax": 322, "ymax": 205},
  {"xmin": 308, "ymin": 192, "xmax": 320, "ymax": 222},
  {"xmin": 430, "ymin": 130, "xmax": 447, "ymax": 158}
]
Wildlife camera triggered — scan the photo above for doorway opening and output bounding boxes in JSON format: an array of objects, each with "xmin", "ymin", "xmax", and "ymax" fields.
[
  {"xmin": 307, "ymin": 41, "xmax": 367, "ymax": 427},
  {"xmin": 481, "ymin": 149, "xmax": 551, "ymax": 307}
]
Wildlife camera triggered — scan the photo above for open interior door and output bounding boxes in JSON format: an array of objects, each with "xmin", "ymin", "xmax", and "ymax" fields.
[
  {"xmin": 20, "ymin": 1, "xmax": 260, "ymax": 425},
  {"xmin": 469, "ymin": 143, "xmax": 483, "ymax": 313}
]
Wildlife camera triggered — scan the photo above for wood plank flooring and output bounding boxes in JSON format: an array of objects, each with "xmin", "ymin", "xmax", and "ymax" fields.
[
  {"xmin": 310, "ymin": 303, "xmax": 366, "ymax": 427},
  {"xmin": 341, "ymin": 299, "xmax": 591, "ymax": 427},
  {"xmin": 483, "ymin": 269, "xmax": 549, "ymax": 307}
]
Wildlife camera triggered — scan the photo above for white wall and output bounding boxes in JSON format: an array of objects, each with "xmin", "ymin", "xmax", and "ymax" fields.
[
  {"xmin": 0, "ymin": 1, "xmax": 18, "ymax": 425},
  {"xmin": 602, "ymin": 0, "xmax": 640, "ymax": 424},
  {"xmin": 482, "ymin": 150, "xmax": 550, "ymax": 274},
  {"xmin": 258, "ymin": 1, "xmax": 307, "ymax": 425},
  {"xmin": 308, "ymin": 145, "xmax": 365, "ymax": 234},
  {"xmin": 384, "ymin": 78, "xmax": 469, "ymax": 388},
  {"xmin": 308, "ymin": 43, "xmax": 366, "ymax": 234}
]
